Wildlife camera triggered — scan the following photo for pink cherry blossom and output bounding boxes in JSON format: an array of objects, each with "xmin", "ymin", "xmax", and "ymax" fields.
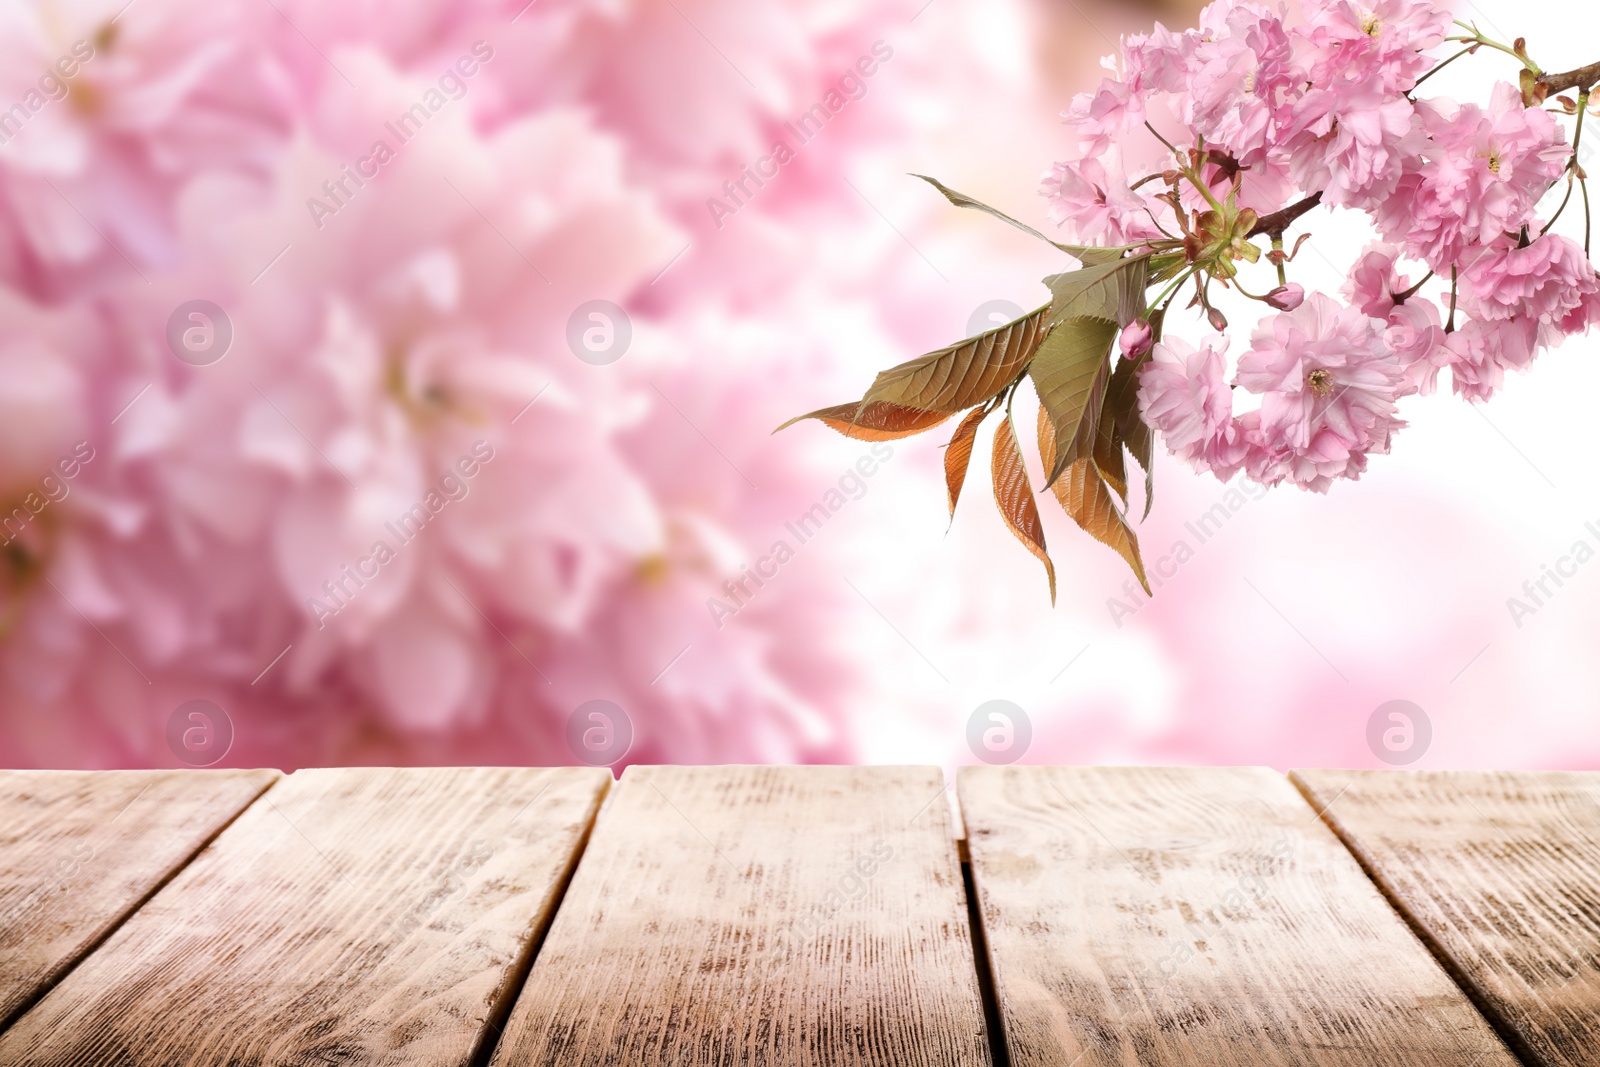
[
  {"xmin": 1120, "ymin": 318, "xmax": 1154, "ymax": 358},
  {"xmin": 1040, "ymin": 153, "xmax": 1163, "ymax": 246},
  {"xmin": 1285, "ymin": 77, "xmax": 1418, "ymax": 208},
  {"xmin": 1266, "ymin": 283, "xmax": 1304, "ymax": 311},
  {"xmin": 1137, "ymin": 333, "xmax": 1244, "ymax": 476},
  {"xmin": 1185, "ymin": 2, "xmax": 1297, "ymax": 166},
  {"xmin": 1384, "ymin": 298, "xmax": 1449, "ymax": 396},
  {"xmin": 1346, "ymin": 242, "xmax": 1411, "ymax": 317},
  {"xmin": 1122, "ymin": 23, "xmax": 1196, "ymax": 96},
  {"xmin": 0, "ymin": 0, "xmax": 934, "ymax": 769},
  {"xmin": 1446, "ymin": 313, "xmax": 1541, "ymax": 401},
  {"xmin": 1461, "ymin": 233, "xmax": 1600, "ymax": 325},
  {"xmin": 1342, "ymin": 242, "xmax": 1447, "ymax": 394},
  {"xmin": 1377, "ymin": 83, "xmax": 1571, "ymax": 270},
  {"xmin": 1555, "ymin": 282, "xmax": 1600, "ymax": 338},
  {"xmin": 0, "ymin": 0, "xmax": 290, "ymax": 299},
  {"xmin": 1233, "ymin": 294, "xmax": 1406, "ymax": 491},
  {"xmin": 1299, "ymin": 0, "xmax": 1452, "ymax": 91},
  {"xmin": 1064, "ymin": 77, "xmax": 1145, "ymax": 158}
]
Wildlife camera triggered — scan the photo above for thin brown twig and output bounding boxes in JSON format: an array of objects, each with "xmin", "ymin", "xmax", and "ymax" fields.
[
  {"xmin": 1393, "ymin": 271, "xmax": 1437, "ymax": 304},
  {"xmin": 1412, "ymin": 45, "xmax": 1478, "ymax": 92}
]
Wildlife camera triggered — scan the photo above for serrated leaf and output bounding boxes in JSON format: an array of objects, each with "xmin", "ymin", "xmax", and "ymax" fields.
[
  {"xmin": 1094, "ymin": 309, "xmax": 1164, "ymax": 508},
  {"xmin": 944, "ymin": 406, "xmax": 987, "ymax": 518},
  {"xmin": 911, "ymin": 174, "xmax": 1120, "ymax": 263},
  {"xmin": 1119, "ymin": 306, "xmax": 1165, "ymax": 520},
  {"xmin": 992, "ymin": 415, "xmax": 1056, "ymax": 604},
  {"xmin": 1092, "ymin": 395, "xmax": 1130, "ymax": 506},
  {"xmin": 862, "ymin": 305, "xmax": 1050, "ymax": 414},
  {"xmin": 1043, "ymin": 255, "xmax": 1150, "ymax": 329},
  {"xmin": 775, "ymin": 400, "xmax": 954, "ymax": 440},
  {"xmin": 1107, "ymin": 356, "xmax": 1153, "ymax": 518},
  {"xmin": 1037, "ymin": 404, "xmax": 1151, "ymax": 594},
  {"xmin": 1028, "ymin": 316, "xmax": 1118, "ymax": 488}
]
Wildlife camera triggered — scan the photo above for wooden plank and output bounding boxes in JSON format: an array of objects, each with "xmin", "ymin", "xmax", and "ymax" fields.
[
  {"xmin": 959, "ymin": 766, "xmax": 1521, "ymax": 1066},
  {"xmin": 0, "ymin": 766, "xmax": 609, "ymax": 1066},
  {"xmin": 0, "ymin": 769, "xmax": 277, "ymax": 1033},
  {"xmin": 488, "ymin": 764, "xmax": 994, "ymax": 1066},
  {"xmin": 1293, "ymin": 769, "xmax": 1600, "ymax": 1067}
]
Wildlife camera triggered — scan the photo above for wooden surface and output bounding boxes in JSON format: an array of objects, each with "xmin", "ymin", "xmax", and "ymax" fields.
[
  {"xmin": 0, "ymin": 766, "xmax": 609, "ymax": 1067},
  {"xmin": 958, "ymin": 766, "xmax": 1521, "ymax": 1066},
  {"xmin": 3, "ymin": 765, "xmax": 1595, "ymax": 1065},
  {"xmin": 0, "ymin": 769, "xmax": 276, "ymax": 1032},
  {"xmin": 1294, "ymin": 769, "xmax": 1600, "ymax": 1067},
  {"xmin": 487, "ymin": 764, "xmax": 994, "ymax": 1066}
]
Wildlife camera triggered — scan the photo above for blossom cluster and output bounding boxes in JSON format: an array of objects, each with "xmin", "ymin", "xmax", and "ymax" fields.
[
  {"xmin": 1044, "ymin": 0, "xmax": 1600, "ymax": 492},
  {"xmin": 0, "ymin": 0, "xmax": 934, "ymax": 767}
]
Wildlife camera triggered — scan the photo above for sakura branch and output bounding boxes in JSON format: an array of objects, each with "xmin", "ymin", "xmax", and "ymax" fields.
[{"xmin": 785, "ymin": 0, "xmax": 1600, "ymax": 602}]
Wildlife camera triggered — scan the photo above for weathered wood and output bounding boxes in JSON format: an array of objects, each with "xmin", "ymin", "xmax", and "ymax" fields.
[
  {"xmin": 960, "ymin": 766, "xmax": 1521, "ymax": 1066},
  {"xmin": 488, "ymin": 764, "xmax": 993, "ymax": 1066},
  {"xmin": 0, "ymin": 769, "xmax": 277, "ymax": 1033},
  {"xmin": 1293, "ymin": 769, "xmax": 1600, "ymax": 1067},
  {"xmin": 0, "ymin": 766, "xmax": 609, "ymax": 1066}
]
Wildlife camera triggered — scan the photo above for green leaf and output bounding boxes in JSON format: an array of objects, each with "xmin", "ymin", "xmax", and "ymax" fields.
[
  {"xmin": 1117, "ymin": 306, "xmax": 1165, "ymax": 520},
  {"xmin": 861, "ymin": 304, "xmax": 1050, "ymax": 414},
  {"xmin": 1095, "ymin": 307, "xmax": 1165, "ymax": 508},
  {"xmin": 1028, "ymin": 316, "xmax": 1119, "ymax": 488},
  {"xmin": 910, "ymin": 174, "xmax": 1121, "ymax": 263},
  {"xmin": 1042, "ymin": 255, "xmax": 1150, "ymax": 330}
]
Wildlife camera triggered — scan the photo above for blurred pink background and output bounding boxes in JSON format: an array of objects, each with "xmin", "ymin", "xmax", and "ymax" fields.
[{"xmin": 1, "ymin": 0, "xmax": 1597, "ymax": 774}]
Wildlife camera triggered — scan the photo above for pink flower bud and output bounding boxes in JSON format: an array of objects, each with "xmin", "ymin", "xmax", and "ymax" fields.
[
  {"xmin": 1119, "ymin": 319, "xmax": 1153, "ymax": 358},
  {"xmin": 1207, "ymin": 306, "xmax": 1229, "ymax": 332},
  {"xmin": 1266, "ymin": 284, "xmax": 1305, "ymax": 311}
]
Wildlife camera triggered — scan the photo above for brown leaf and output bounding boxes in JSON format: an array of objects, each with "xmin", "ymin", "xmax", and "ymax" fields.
[
  {"xmin": 944, "ymin": 407, "xmax": 987, "ymax": 518},
  {"xmin": 775, "ymin": 401, "xmax": 953, "ymax": 441},
  {"xmin": 1092, "ymin": 403, "xmax": 1129, "ymax": 505},
  {"xmin": 992, "ymin": 415, "xmax": 1056, "ymax": 604},
  {"xmin": 1029, "ymin": 316, "xmax": 1118, "ymax": 488},
  {"xmin": 1037, "ymin": 403, "xmax": 1151, "ymax": 594},
  {"xmin": 862, "ymin": 305, "xmax": 1050, "ymax": 413}
]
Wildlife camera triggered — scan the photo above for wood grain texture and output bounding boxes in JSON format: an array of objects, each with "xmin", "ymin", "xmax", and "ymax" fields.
[
  {"xmin": 1293, "ymin": 769, "xmax": 1600, "ymax": 1067},
  {"xmin": 0, "ymin": 769, "xmax": 277, "ymax": 1033},
  {"xmin": 489, "ymin": 764, "xmax": 993, "ymax": 1067},
  {"xmin": 960, "ymin": 766, "xmax": 1520, "ymax": 1066},
  {"xmin": 0, "ymin": 766, "xmax": 609, "ymax": 1067}
]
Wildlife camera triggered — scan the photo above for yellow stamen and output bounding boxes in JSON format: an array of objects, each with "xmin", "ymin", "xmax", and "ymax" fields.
[
  {"xmin": 65, "ymin": 79, "xmax": 102, "ymax": 117},
  {"xmin": 1307, "ymin": 368, "xmax": 1335, "ymax": 398},
  {"xmin": 636, "ymin": 554, "xmax": 671, "ymax": 586}
]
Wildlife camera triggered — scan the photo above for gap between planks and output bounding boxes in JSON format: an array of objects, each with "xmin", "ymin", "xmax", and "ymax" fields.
[
  {"xmin": 1, "ymin": 766, "xmax": 1565, "ymax": 1067},
  {"xmin": 0, "ymin": 769, "xmax": 279, "ymax": 1036},
  {"xmin": 0, "ymin": 767, "xmax": 612, "ymax": 1066},
  {"xmin": 1293, "ymin": 769, "xmax": 1600, "ymax": 1067}
]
